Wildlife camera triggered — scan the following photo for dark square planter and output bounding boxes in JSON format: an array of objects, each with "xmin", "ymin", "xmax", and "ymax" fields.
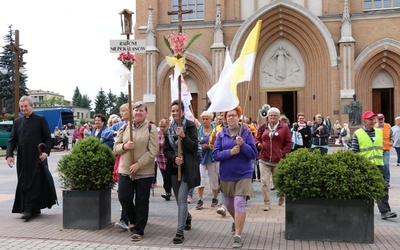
[
  {"xmin": 285, "ymin": 198, "xmax": 374, "ymax": 243},
  {"xmin": 62, "ymin": 188, "xmax": 111, "ymax": 230}
]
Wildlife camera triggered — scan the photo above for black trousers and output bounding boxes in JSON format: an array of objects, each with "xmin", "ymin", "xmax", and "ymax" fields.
[{"xmin": 118, "ymin": 174, "xmax": 152, "ymax": 235}]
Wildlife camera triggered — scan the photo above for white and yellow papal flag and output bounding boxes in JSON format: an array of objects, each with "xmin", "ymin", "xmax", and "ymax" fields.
[{"xmin": 207, "ymin": 20, "xmax": 262, "ymax": 112}]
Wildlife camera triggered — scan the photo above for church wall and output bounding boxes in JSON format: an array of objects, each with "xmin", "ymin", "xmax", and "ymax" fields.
[{"xmin": 135, "ymin": 0, "xmax": 400, "ymax": 124}]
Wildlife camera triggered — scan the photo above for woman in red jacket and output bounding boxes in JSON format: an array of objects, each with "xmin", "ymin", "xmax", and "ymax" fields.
[{"xmin": 254, "ymin": 107, "xmax": 292, "ymax": 211}]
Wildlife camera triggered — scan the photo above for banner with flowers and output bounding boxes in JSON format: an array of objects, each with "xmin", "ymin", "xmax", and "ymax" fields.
[
  {"xmin": 117, "ymin": 52, "xmax": 136, "ymax": 87},
  {"xmin": 164, "ymin": 32, "xmax": 201, "ymax": 75}
]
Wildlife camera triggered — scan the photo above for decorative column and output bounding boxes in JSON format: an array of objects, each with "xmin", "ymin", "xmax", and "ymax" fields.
[
  {"xmin": 338, "ymin": 0, "xmax": 356, "ymax": 99},
  {"xmin": 210, "ymin": 2, "xmax": 226, "ymax": 84},
  {"xmin": 143, "ymin": 6, "xmax": 159, "ymax": 103}
]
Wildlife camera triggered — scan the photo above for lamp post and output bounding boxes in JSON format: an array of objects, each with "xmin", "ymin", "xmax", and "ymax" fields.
[{"xmin": 0, "ymin": 30, "xmax": 27, "ymax": 117}]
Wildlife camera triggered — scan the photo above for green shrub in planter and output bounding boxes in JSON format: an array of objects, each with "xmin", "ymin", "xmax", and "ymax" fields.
[
  {"xmin": 274, "ymin": 148, "xmax": 385, "ymax": 202},
  {"xmin": 57, "ymin": 137, "xmax": 116, "ymax": 191}
]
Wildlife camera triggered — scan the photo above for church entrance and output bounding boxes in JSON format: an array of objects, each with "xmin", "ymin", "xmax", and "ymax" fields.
[
  {"xmin": 267, "ymin": 91, "xmax": 297, "ymax": 124},
  {"xmin": 372, "ymin": 88, "xmax": 394, "ymax": 124}
]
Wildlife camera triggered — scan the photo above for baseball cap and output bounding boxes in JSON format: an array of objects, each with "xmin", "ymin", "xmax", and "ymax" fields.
[
  {"xmin": 361, "ymin": 111, "xmax": 376, "ymax": 120},
  {"xmin": 376, "ymin": 113, "xmax": 385, "ymax": 119}
]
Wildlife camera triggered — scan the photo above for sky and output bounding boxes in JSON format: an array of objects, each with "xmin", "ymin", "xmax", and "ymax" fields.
[{"xmin": 0, "ymin": 0, "xmax": 136, "ymax": 104}]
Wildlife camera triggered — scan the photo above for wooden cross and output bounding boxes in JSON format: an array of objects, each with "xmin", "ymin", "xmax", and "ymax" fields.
[
  {"xmin": 168, "ymin": 0, "xmax": 193, "ymax": 33},
  {"xmin": 167, "ymin": 0, "xmax": 193, "ymax": 181}
]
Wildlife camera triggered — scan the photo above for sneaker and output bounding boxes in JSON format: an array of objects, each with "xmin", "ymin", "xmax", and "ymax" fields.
[
  {"xmin": 278, "ymin": 196, "xmax": 285, "ymax": 206},
  {"xmin": 217, "ymin": 207, "xmax": 226, "ymax": 216},
  {"xmin": 195, "ymin": 199, "xmax": 203, "ymax": 209},
  {"xmin": 232, "ymin": 235, "xmax": 243, "ymax": 248},
  {"xmin": 114, "ymin": 220, "xmax": 129, "ymax": 231},
  {"xmin": 263, "ymin": 205, "xmax": 271, "ymax": 211},
  {"xmin": 211, "ymin": 198, "xmax": 218, "ymax": 207},
  {"xmin": 187, "ymin": 195, "xmax": 193, "ymax": 204},
  {"xmin": 231, "ymin": 222, "xmax": 236, "ymax": 235},
  {"xmin": 381, "ymin": 211, "xmax": 397, "ymax": 220},
  {"xmin": 161, "ymin": 193, "xmax": 171, "ymax": 201}
]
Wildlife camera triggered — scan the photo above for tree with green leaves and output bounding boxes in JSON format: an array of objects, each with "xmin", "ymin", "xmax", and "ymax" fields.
[
  {"xmin": 106, "ymin": 89, "xmax": 118, "ymax": 116},
  {"xmin": 0, "ymin": 25, "xmax": 28, "ymax": 114},
  {"xmin": 94, "ymin": 88, "xmax": 107, "ymax": 115},
  {"xmin": 115, "ymin": 92, "xmax": 128, "ymax": 111},
  {"xmin": 79, "ymin": 94, "xmax": 92, "ymax": 109},
  {"xmin": 41, "ymin": 96, "xmax": 69, "ymax": 107},
  {"xmin": 72, "ymin": 87, "xmax": 82, "ymax": 107}
]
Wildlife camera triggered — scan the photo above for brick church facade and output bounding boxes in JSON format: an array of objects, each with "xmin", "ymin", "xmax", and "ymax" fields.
[{"xmin": 132, "ymin": 0, "xmax": 400, "ymax": 125}]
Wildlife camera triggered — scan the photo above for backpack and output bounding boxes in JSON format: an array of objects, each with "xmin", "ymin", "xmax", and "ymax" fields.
[{"xmin": 340, "ymin": 128, "xmax": 347, "ymax": 137}]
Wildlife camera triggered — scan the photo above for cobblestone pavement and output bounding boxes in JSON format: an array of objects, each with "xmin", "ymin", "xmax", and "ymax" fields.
[{"xmin": 0, "ymin": 148, "xmax": 399, "ymax": 249}]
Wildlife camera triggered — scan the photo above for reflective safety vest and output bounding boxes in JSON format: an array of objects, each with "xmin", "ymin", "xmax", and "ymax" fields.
[
  {"xmin": 381, "ymin": 123, "xmax": 392, "ymax": 150},
  {"xmin": 354, "ymin": 128, "xmax": 383, "ymax": 166}
]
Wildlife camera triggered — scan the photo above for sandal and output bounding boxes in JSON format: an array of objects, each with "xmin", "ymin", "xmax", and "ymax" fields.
[
  {"xmin": 173, "ymin": 233, "xmax": 184, "ymax": 244},
  {"xmin": 131, "ymin": 234, "xmax": 143, "ymax": 241}
]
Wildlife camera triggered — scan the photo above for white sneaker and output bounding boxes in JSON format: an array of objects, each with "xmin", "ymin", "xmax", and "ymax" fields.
[
  {"xmin": 232, "ymin": 235, "xmax": 243, "ymax": 248},
  {"xmin": 114, "ymin": 220, "xmax": 129, "ymax": 230},
  {"xmin": 216, "ymin": 207, "xmax": 226, "ymax": 216}
]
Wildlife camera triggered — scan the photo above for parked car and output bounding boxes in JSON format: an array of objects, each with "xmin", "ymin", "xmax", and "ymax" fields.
[{"xmin": 0, "ymin": 121, "xmax": 13, "ymax": 148}]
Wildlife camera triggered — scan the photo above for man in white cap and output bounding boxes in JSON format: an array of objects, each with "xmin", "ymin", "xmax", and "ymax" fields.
[
  {"xmin": 375, "ymin": 113, "xmax": 393, "ymax": 187},
  {"xmin": 351, "ymin": 111, "xmax": 396, "ymax": 220}
]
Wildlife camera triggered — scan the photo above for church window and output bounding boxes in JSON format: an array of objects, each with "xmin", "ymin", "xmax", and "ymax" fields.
[{"xmin": 171, "ymin": 0, "xmax": 204, "ymax": 21}]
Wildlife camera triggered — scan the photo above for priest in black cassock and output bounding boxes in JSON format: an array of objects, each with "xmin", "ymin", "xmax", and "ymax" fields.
[{"xmin": 6, "ymin": 95, "xmax": 57, "ymax": 221}]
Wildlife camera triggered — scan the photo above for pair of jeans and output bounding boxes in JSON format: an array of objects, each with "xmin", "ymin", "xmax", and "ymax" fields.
[
  {"xmin": 118, "ymin": 174, "xmax": 152, "ymax": 235},
  {"xmin": 394, "ymin": 147, "xmax": 400, "ymax": 164},
  {"xmin": 377, "ymin": 166, "xmax": 391, "ymax": 214},
  {"xmin": 171, "ymin": 174, "xmax": 189, "ymax": 234},
  {"xmin": 382, "ymin": 150, "xmax": 390, "ymax": 184}
]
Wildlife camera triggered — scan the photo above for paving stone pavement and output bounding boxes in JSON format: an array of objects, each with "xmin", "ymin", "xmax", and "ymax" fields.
[{"xmin": 0, "ymin": 148, "xmax": 400, "ymax": 249}]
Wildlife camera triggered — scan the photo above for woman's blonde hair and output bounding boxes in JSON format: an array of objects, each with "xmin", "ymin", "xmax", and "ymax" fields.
[{"xmin": 200, "ymin": 111, "xmax": 213, "ymax": 119}]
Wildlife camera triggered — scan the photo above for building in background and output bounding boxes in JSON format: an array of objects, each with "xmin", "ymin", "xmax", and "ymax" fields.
[{"xmin": 132, "ymin": 0, "xmax": 399, "ymax": 125}]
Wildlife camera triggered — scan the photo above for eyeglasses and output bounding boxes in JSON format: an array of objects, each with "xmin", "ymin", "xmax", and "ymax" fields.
[
  {"xmin": 226, "ymin": 114, "xmax": 238, "ymax": 118},
  {"xmin": 269, "ymin": 114, "xmax": 279, "ymax": 117}
]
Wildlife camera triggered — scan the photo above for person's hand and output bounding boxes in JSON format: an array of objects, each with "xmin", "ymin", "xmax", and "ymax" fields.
[
  {"xmin": 129, "ymin": 162, "xmax": 140, "ymax": 174},
  {"xmin": 175, "ymin": 157, "xmax": 183, "ymax": 166},
  {"xmin": 6, "ymin": 157, "xmax": 14, "ymax": 166},
  {"xmin": 236, "ymin": 136, "xmax": 244, "ymax": 146},
  {"xmin": 177, "ymin": 127, "xmax": 186, "ymax": 138},
  {"xmin": 124, "ymin": 141, "xmax": 134, "ymax": 150},
  {"xmin": 39, "ymin": 153, "xmax": 48, "ymax": 162},
  {"xmin": 201, "ymin": 144, "xmax": 208, "ymax": 150},
  {"xmin": 230, "ymin": 145, "xmax": 241, "ymax": 156}
]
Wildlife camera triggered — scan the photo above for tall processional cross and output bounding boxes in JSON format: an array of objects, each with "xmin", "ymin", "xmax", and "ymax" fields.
[{"xmin": 167, "ymin": 1, "xmax": 193, "ymax": 180}]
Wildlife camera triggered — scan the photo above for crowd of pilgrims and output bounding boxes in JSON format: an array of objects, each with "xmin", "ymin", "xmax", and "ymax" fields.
[{"xmin": 53, "ymin": 102, "xmax": 353, "ymax": 247}]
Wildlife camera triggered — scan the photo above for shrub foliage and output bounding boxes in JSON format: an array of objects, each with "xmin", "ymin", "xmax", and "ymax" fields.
[
  {"xmin": 274, "ymin": 148, "xmax": 385, "ymax": 202},
  {"xmin": 57, "ymin": 137, "xmax": 116, "ymax": 191}
]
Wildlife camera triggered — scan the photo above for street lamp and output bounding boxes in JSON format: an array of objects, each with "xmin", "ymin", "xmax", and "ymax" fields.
[{"xmin": 0, "ymin": 29, "xmax": 27, "ymax": 117}]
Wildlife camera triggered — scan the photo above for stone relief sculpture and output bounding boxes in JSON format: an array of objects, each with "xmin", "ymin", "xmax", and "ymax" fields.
[{"xmin": 263, "ymin": 46, "xmax": 300, "ymax": 84}]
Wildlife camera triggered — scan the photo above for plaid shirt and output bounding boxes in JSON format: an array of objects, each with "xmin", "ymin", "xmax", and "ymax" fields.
[{"xmin": 156, "ymin": 131, "xmax": 167, "ymax": 170}]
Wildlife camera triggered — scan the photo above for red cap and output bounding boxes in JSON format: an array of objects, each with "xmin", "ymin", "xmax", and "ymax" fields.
[
  {"xmin": 361, "ymin": 111, "xmax": 376, "ymax": 120},
  {"xmin": 376, "ymin": 113, "xmax": 385, "ymax": 119}
]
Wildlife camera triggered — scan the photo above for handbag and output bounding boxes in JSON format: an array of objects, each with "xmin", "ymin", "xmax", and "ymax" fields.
[
  {"xmin": 112, "ymin": 154, "xmax": 121, "ymax": 182},
  {"xmin": 292, "ymin": 130, "xmax": 303, "ymax": 149}
]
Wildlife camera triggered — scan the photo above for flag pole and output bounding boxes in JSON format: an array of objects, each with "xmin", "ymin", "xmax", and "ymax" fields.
[{"xmin": 238, "ymin": 82, "xmax": 252, "ymax": 136}]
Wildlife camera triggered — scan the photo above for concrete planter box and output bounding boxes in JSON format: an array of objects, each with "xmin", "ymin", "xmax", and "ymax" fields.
[
  {"xmin": 62, "ymin": 188, "xmax": 111, "ymax": 230},
  {"xmin": 285, "ymin": 198, "xmax": 374, "ymax": 243}
]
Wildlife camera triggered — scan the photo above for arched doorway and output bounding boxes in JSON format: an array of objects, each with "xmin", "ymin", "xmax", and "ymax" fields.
[{"xmin": 372, "ymin": 71, "xmax": 395, "ymax": 123}]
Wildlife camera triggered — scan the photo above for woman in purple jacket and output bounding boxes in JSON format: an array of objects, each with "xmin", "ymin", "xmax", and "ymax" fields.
[{"xmin": 212, "ymin": 106, "xmax": 258, "ymax": 248}]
